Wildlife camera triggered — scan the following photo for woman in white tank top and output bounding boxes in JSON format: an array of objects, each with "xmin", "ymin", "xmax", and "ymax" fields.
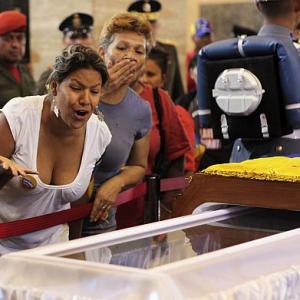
[{"xmin": 0, "ymin": 45, "xmax": 111, "ymax": 254}]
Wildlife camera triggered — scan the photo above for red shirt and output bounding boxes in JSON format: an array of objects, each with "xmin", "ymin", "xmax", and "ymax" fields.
[
  {"xmin": 140, "ymin": 84, "xmax": 191, "ymax": 173},
  {"xmin": 175, "ymin": 105, "xmax": 196, "ymax": 172},
  {"xmin": 186, "ymin": 50, "xmax": 197, "ymax": 93}
]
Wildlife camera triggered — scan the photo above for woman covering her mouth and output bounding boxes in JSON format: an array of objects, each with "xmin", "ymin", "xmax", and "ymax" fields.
[{"xmin": 82, "ymin": 12, "xmax": 153, "ymax": 237}]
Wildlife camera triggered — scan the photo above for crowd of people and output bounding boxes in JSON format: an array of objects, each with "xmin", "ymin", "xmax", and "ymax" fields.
[{"xmin": 0, "ymin": 0, "xmax": 300, "ymax": 255}]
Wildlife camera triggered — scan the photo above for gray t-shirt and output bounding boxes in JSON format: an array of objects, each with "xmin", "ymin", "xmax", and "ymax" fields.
[
  {"xmin": 93, "ymin": 88, "xmax": 152, "ymax": 188},
  {"xmin": 82, "ymin": 88, "xmax": 152, "ymax": 236}
]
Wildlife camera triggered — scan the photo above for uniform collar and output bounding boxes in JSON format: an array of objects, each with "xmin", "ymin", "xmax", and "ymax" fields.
[{"xmin": 258, "ymin": 24, "xmax": 293, "ymax": 40}]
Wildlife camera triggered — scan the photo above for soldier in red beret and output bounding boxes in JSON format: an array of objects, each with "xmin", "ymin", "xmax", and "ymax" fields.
[{"xmin": 0, "ymin": 10, "xmax": 35, "ymax": 108}]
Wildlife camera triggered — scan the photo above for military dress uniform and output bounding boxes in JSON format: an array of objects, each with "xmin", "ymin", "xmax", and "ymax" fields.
[
  {"xmin": 128, "ymin": 0, "xmax": 184, "ymax": 100},
  {"xmin": 230, "ymin": 0, "xmax": 300, "ymax": 162},
  {"xmin": 0, "ymin": 11, "xmax": 35, "ymax": 108},
  {"xmin": 0, "ymin": 63, "xmax": 35, "ymax": 108}
]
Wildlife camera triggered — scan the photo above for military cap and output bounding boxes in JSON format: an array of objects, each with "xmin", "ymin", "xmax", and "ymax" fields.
[
  {"xmin": 58, "ymin": 12, "xmax": 93, "ymax": 36},
  {"xmin": 232, "ymin": 24, "xmax": 257, "ymax": 37},
  {"xmin": 0, "ymin": 10, "xmax": 26, "ymax": 36},
  {"xmin": 127, "ymin": 0, "xmax": 161, "ymax": 22}
]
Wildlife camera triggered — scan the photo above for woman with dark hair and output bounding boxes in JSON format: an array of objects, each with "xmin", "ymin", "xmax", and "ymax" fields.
[
  {"xmin": 142, "ymin": 47, "xmax": 197, "ymax": 174},
  {"xmin": 0, "ymin": 44, "xmax": 111, "ymax": 254},
  {"xmin": 142, "ymin": 46, "xmax": 168, "ymax": 88}
]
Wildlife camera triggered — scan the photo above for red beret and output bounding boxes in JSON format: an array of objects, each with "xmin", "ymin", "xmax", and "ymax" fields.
[{"xmin": 0, "ymin": 10, "xmax": 26, "ymax": 36}]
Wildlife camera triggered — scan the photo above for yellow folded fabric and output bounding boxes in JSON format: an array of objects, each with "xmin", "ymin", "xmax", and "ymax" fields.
[{"xmin": 202, "ymin": 157, "xmax": 300, "ymax": 182}]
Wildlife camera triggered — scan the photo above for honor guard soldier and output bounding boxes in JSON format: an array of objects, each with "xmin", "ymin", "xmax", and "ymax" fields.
[
  {"xmin": 229, "ymin": 0, "xmax": 300, "ymax": 161},
  {"xmin": 128, "ymin": 0, "xmax": 184, "ymax": 100},
  {"xmin": 0, "ymin": 10, "xmax": 35, "ymax": 108},
  {"xmin": 36, "ymin": 12, "xmax": 94, "ymax": 95},
  {"xmin": 256, "ymin": 0, "xmax": 300, "ymax": 54}
]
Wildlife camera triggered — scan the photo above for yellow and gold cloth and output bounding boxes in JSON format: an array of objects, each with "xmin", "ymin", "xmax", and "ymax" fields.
[{"xmin": 202, "ymin": 157, "xmax": 300, "ymax": 182}]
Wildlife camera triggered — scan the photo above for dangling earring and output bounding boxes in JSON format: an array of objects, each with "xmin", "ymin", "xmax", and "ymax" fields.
[
  {"xmin": 94, "ymin": 106, "xmax": 104, "ymax": 121},
  {"xmin": 53, "ymin": 98, "xmax": 59, "ymax": 118}
]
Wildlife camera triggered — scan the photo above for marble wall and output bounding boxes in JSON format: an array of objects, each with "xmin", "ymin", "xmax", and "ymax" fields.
[
  {"xmin": 29, "ymin": 0, "xmax": 258, "ymax": 90},
  {"xmin": 201, "ymin": 2, "xmax": 262, "ymax": 40}
]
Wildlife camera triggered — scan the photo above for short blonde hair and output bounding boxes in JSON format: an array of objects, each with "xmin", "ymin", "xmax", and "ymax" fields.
[{"xmin": 99, "ymin": 12, "xmax": 153, "ymax": 53}]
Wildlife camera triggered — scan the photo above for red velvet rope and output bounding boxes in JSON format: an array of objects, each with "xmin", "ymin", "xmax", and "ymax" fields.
[{"xmin": 0, "ymin": 177, "xmax": 188, "ymax": 239}]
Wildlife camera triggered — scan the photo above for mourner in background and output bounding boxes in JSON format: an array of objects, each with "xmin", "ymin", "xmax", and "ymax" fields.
[
  {"xmin": 36, "ymin": 12, "xmax": 94, "ymax": 95},
  {"xmin": 0, "ymin": 10, "xmax": 35, "ymax": 108},
  {"xmin": 128, "ymin": 0, "xmax": 184, "ymax": 100},
  {"xmin": 142, "ymin": 46, "xmax": 197, "ymax": 173},
  {"xmin": 186, "ymin": 18, "xmax": 213, "ymax": 93}
]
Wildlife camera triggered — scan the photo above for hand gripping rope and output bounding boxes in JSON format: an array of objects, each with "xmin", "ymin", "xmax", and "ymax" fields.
[{"xmin": 0, "ymin": 176, "xmax": 190, "ymax": 238}]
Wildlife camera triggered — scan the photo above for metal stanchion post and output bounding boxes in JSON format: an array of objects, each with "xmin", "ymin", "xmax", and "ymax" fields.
[{"xmin": 144, "ymin": 174, "xmax": 160, "ymax": 224}]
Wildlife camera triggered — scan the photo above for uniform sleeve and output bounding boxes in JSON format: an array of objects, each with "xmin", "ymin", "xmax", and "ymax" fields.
[
  {"xmin": 159, "ymin": 89, "xmax": 192, "ymax": 160},
  {"xmin": 136, "ymin": 100, "xmax": 152, "ymax": 140}
]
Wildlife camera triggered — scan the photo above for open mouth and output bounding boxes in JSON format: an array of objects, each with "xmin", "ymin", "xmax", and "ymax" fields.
[{"xmin": 74, "ymin": 110, "xmax": 89, "ymax": 119}]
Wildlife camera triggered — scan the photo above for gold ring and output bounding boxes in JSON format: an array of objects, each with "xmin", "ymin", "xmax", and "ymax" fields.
[{"xmin": 102, "ymin": 203, "xmax": 110, "ymax": 210}]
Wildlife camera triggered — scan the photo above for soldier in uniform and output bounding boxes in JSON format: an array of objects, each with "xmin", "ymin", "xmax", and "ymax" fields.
[
  {"xmin": 230, "ymin": 0, "xmax": 300, "ymax": 162},
  {"xmin": 128, "ymin": 0, "xmax": 184, "ymax": 100},
  {"xmin": 36, "ymin": 12, "xmax": 94, "ymax": 95},
  {"xmin": 0, "ymin": 10, "xmax": 35, "ymax": 108}
]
